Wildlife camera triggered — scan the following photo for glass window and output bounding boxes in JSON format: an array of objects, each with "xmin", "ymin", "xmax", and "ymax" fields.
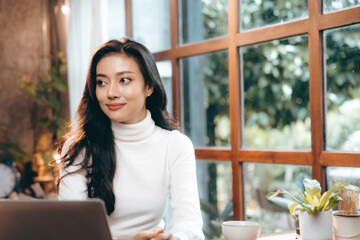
[
  {"xmin": 132, "ymin": 0, "xmax": 170, "ymax": 52},
  {"xmin": 243, "ymin": 163, "xmax": 312, "ymax": 233},
  {"xmin": 325, "ymin": 24, "xmax": 360, "ymax": 152},
  {"xmin": 156, "ymin": 61, "xmax": 173, "ymax": 114},
  {"xmin": 107, "ymin": 0, "xmax": 126, "ymax": 40},
  {"xmin": 326, "ymin": 167, "xmax": 360, "ymax": 189},
  {"xmin": 197, "ymin": 160, "xmax": 233, "ymax": 239},
  {"xmin": 240, "ymin": 0, "xmax": 308, "ymax": 31},
  {"xmin": 323, "ymin": 0, "xmax": 360, "ymax": 13},
  {"xmin": 179, "ymin": 0, "xmax": 228, "ymax": 45},
  {"xmin": 180, "ymin": 51, "xmax": 230, "ymax": 148},
  {"xmin": 241, "ymin": 35, "xmax": 310, "ymax": 150}
]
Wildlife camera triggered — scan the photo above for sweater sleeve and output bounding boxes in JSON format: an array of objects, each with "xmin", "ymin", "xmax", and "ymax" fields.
[
  {"xmin": 58, "ymin": 138, "xmax": 88, "ymax": 200},
  {"xmin": 167, "ymin": 130, "xmax": 205, "ymax": 240}
]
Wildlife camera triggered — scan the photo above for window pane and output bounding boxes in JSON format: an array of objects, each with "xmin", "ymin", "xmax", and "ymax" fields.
[
  {"xmin": 180, "ymin": 51, "xmax": 230, "ymax": 148},
  {"xmin": 325, "ymin": 24, "xmax": 360, "ymax": 152},
  {"xmin": 156, "ymin": 61, "xmax": 173, "ymax": 114},
  {"xmin": 132, "ymin": 0, "xmax": 170, "ymax": 52},
  {"xmin": 107, "ymin": 0, "xmax": 125, "ymax": 40},
  {"xmin": 240, "ymin": 0, "xmax": 308, "ymax": 31},
  {"xmin": 326, "ymin": 167, "xmax": 360, "ymax": 189},
  {"xmin": 324, "ymin": 0, "xmax": 360, "ymax": 13},
  {"xmin": 241, "ymin": 35, "xmax": 310, "ymax": 150},
  {"xmin": 197, "ymin": 160, "xmax": 233, "ymax": 239},
  {"xmin": 243, "ymin": 163, "xmax": 311, "ymax": 233},
  {"xmin": 179, "ymin": 0, "xmax": 228, "ymax": 45}
]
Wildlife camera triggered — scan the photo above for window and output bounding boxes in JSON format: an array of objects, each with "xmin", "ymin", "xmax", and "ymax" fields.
[
  {"xmin": 323, "ymin": 0, "xmax": 360, "ymax": 13},
  {"xmin": 124, "ymin": 0, "xmax": 360, "ymax": 237},
  {"xmin": 156, "ymin": 60, "xmax": 173, "ymax": 114},
  {"xmin": 241, "ymin": 35, "xmax": 310, "ymax": 150},
  {"xmin": 180, "ymin": 51, "xmax": 230, "ymax": 147},
  {"xmin": 240, "ymin": 0, "xmax": 308, "ymax": 31},
  {"xmin": 132, "ymin": 0, "xmax": 170, "ymax": 52},
  {"xmin": 244, "ymin": 163, "xmax": 311, "ymax": 232},
  {"xmin": 324, "ymin": 24, "xmax": 360, "ymax": 152},
  {"xmin": 179, "ymin": 0, "xmax": 228, "ymax": 45}
]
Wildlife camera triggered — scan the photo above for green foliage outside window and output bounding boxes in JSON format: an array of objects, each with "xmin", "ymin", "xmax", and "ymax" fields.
[{"xmin": 240, "ymin": 0, "xmax": 308, "ymax": 30}]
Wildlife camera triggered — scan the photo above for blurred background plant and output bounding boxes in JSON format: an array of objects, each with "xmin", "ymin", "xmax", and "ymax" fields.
[
  {"xmin": 0, "ymin": 124, "xmax": 28, "ymax": 169},
  {"xmin": 200, "ymin": 198, "xmax": 233, "ymax": 239},
  {"xmin": 21, "ymin": 50, "xmax": 67, "ymax": 176}
]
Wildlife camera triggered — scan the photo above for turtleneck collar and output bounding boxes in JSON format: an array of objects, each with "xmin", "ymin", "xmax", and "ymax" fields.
[{"xmin": 111, "ymin": 110, "xmax": 155, "ymax": 142}]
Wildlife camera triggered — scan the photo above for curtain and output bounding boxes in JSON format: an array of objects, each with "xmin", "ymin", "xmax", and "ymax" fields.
[{"xmin": 66, "ymin": 0, "xmax": 108, "ymax": 120}]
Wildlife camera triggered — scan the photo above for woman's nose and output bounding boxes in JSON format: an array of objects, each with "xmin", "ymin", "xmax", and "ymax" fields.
[{"xmin": 108, "ymin": 82, "xmax": 121, "ymax": 98}]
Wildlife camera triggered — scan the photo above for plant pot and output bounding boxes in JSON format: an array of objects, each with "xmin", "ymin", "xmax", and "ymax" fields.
[
  {"xmin": 299, "ymin": 211, "xmax": 333, "ymax": 240},
  {"xmin": 333, "ymin": 211, "xmax": 360, "ymax": 240}
]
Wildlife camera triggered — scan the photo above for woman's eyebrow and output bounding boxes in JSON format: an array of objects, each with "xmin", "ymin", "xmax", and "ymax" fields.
[
  {"xmin": 116, "ymin": 71, "xmax": 135, "ymax": 76},
  {"xmin": 96, "ymin": 71, "xmax": 135, "ymax": 77}
]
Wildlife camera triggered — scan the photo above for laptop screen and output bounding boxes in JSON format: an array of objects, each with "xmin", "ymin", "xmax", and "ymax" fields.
[{"xmin": 0, "ymin": 199, "xmax": 113, "ymax": 240}]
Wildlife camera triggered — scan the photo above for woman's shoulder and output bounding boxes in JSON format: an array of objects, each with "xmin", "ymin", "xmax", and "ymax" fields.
[
  {"xmin": 61, "ymin": 135, "xmax": 77, "ymax": 157},
  {"xmin": 155, "ymin": 127, "xmax": 192, "ymax": 144},
  {"xmin": 167, "ymin": 130, "xmax": 194, "ymax": 153}
]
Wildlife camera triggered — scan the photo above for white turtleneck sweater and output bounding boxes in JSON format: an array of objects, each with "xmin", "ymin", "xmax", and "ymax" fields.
[{"xmin": 59, "ymin": 111, "xmax": 204, "ymax": 240}]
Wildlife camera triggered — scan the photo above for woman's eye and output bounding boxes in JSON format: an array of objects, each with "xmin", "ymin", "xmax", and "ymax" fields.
[
  {"xmin": 120, "ymin": 78, "xmax": 131, "ymax": 84},
  {"xmin": 96, "ymin": 80, "xmax": 107, "ymax": 86}
]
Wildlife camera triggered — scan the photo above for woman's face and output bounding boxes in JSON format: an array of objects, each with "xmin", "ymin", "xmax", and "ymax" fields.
[{"xmin": 95, "ymin": 53, "xmax": 153, "ymax": 124}]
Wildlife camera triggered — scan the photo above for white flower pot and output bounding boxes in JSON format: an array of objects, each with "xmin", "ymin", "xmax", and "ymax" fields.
[
  {"xmin": 299, "ymin": 211, "xmax": 333, "ymax": 240},
  {"xmin": 333, "ymin": 211, "xmax": 360, "ymax": 240}
]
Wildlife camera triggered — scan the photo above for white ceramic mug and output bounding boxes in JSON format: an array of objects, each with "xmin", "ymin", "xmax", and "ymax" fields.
[{"xmin": 222, "ymin": 221, "xmax": 262, "ymax": 240}]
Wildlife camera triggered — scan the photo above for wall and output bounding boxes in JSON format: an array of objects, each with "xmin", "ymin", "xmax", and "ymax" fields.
[{"xmin": 0, "ymin": 0, "xmax": 43, "ymax": 156}]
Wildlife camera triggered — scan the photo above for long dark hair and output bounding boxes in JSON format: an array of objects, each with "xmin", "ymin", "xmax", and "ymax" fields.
[{"xmin": 56, "ymin": 38, "xmax": 177, "ymax": 215}]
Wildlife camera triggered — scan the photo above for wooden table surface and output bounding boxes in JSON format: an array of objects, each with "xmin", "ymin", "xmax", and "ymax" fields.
[
  {"xmin": 258, "ymin": 231, "xmax": 300, "ymax": 239},
  {"xmin": 212, "ymin": 231, "xmax": 301, "ymax": 240}
]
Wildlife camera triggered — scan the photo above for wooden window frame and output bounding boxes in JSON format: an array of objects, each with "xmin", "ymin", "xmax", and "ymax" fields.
[{"xmin": 126, "ymin": 0, "xmax": 360, "ymax": 220}]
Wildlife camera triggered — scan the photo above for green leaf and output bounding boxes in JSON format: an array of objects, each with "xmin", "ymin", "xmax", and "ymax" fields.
[
  {"xmin": 209, "ymin": 220, "xmax": 223, "ymax": 238},
  {"xmin": 59, "ymin": 63, "xmax": 67, "ymax": 75},
  {"xmin": 323, "ymin": 193, "xmax": 342, "ymax": 212},
  {"xmin": 267, "ymin": 189, "xmax": 309, "ymax": 212},
  {"xmin": 47, "ymin": 93, "xmax": 60, "ymax": 112},
  {"xmin": 200, "ymin": 199, "xmax": 219, "ymax": 218},
  {"xmin": 49, "ymin": 78, "xmax": 67, "ymax": 92},
  {"xmin": 56, "ymin": 117, "xmax": 68, "ymax": 139},
  {"xmin": 289, "ymin": 202, "xmax": 301, "ymax": 220},
  {"xmin": 0, "ymin": 143, "xmax": 28, "ymax": 164},
  {"xmin": 21, "ymin": 75, "xmax": 37, "ymax": 98},
  {"xmin": 303, "ymin": 179, "xmax": 322, "ymax": 197},
  {"xmin": 299, "ymin": 189, "xmax": 308, "ymax": 204},
  {"xmin": 319, "ymin": 183, "xmax": 347, "ymax": 210},
  {"xmin": 0, "ymin": 124, "xmax": 7, "ymax": 132},
  {"xmin": 306, "ymin": 191, "xmax": 321, "ymax": 208},
  {"xmin": 38, "ymin": 76, "xmax": 48, "ymax": 90},
  {"xmin": 34, "ymin": 91, "xmax": 46, "ymax": 105},
  {"xmin": 38, "ymin": 117, "xmax": 51, "ymax": 129}
]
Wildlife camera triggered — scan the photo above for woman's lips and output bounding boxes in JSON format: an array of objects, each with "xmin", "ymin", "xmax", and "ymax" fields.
[{"xmin": 106, "ymin": 103, "xmax": 125, "ymax": 111}]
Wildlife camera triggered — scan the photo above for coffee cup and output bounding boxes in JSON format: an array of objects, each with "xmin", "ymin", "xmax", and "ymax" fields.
[{"xmin": 222, "ymin": 221, "xmax": 262, "ymax": 240}]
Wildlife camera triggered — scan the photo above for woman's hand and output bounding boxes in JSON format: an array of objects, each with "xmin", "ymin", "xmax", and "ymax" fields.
[
  {"xmin": 151, "ymin": 231, "xmax": 174, "ymax": 240},
  {"xmin": 119, "ymin": 227, "xmax": 173, "ymax": 240}
]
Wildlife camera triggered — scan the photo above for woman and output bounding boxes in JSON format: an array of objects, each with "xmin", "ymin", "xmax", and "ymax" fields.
[{"xmin": 57, "ymin": 38, "xmax": 204, "ymax": 240}]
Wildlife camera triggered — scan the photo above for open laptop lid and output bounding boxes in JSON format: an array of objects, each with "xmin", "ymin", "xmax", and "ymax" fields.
[{"xmin": 0, "ymin": 199, "xmax": 113, "ymax": 240}]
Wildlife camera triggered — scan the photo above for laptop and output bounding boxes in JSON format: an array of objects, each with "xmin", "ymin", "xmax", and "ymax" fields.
[{"xmin": 0, "ymin": 199, "xmax": 113, "ymax": 240}]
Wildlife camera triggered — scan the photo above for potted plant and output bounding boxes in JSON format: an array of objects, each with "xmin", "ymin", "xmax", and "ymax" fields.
[
  {"xmin": 333, "ymin": 184, "xmax": 360, "ymax": 240},
  {"xmin": 267, "ymin": 179, "xmax": 347, "ymax": 240}
]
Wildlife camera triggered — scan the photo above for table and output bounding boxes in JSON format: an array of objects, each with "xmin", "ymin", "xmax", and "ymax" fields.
[
  {"xmin": 212, "ymin": 231, "xmax": 302, "ymax": 240},
  {"xmin": 258, "ymin": 231, "xmax": 300, "ymax": 239},
  {"xmin": 214, "ymin": 231, "xmax": 335, "ymax": 240}
]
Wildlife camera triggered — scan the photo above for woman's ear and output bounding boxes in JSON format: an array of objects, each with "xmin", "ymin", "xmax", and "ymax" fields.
[{"xmin": 146, "ymin": 84, "xmax": 154, "ymax": 97}]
